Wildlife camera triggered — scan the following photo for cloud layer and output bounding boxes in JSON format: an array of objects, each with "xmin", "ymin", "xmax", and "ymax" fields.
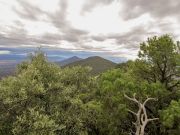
[{"xmin": 0, "ymin": 0, "xmax": 180, "ymax": 59}]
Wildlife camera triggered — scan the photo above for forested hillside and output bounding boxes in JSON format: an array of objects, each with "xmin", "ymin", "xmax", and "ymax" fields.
[
  {"xmin": 0, "ymin": 35, "xmax": 179, "ymax": 135},
  {"xmin": 65, "ymin": 56, "xmax": 117, "ymax": 75}
]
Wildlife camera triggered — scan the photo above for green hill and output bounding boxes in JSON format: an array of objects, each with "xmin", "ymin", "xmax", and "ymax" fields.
[{"xmin": 65, "ymin": 56, "xmax": 117, "ymax": 75}]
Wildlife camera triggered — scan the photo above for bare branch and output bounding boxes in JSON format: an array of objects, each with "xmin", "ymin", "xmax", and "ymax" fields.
[
  {"xmin": 124, "ymin": 93, "xmax": 159, "ymax": 135},
  {"xmin": 132, "ymin": 122, "xmax": 136, "ymax": 126},
  {"xmin": 124, "ymin": 94, "xmax": 139, "ymax": 104},
  {"xmin": 143, "ymin": 98, "xmax": 157, "ymax": 106},
  {"xmin": 127, "ymin": 109, "xmax": 137, "ymax": 116},
  {"xmin": 148, "ymin": 118, "xmax": 159, "ymax": 122}
]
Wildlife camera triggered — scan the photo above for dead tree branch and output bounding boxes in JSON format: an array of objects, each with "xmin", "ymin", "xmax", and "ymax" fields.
[{"xmin": 124, "ymin": 94, "xmax": 159, "ymax": 135}]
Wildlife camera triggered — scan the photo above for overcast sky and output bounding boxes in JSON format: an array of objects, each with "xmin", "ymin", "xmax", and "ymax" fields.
[{"xmin": 0, "ymin": 0, "xmax": 180, "ymax": 60}]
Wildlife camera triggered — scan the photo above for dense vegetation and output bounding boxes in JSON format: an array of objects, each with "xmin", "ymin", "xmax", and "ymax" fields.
[{"xmin": 0, "ymin": 35, "xmax": 179, "ymax": 135}]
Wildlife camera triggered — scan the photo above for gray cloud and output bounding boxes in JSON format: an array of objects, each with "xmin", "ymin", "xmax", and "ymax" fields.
[
  {"xmin": 121, "ymin": 0, "xmax": 180, "ymax": 20},
  {"xmin": 0, "ymin": 23, "xmax": 30, "ymax": 46},
  {"xmin": 40, "ymin": 33, "xmax": 62, "ymax": 44},
  {"xmin": 81, "ymin": 0, "xmax": 115, "ymax": 14},
  {"xmin": 47, "ymin": 0, "xmax": 89, "ymax": 43},
  {"xmin": 1, "ymin": 0, "xmax": 180, "ymax": 59},
  {"xmin": 80, "ymin": 0, "xmax": 180, "ymax": 52},
  {"xmin": 47, "ymin": 0, "xmax": 68, "ymax": 29},
  {"xmin": 7, "ymin": 0, "xmax": 89, "ymax": 46},
  {"xmin": 91, "ymin": 35, "xmax": 107, "ymax": 42},
  {"xmin": 89, "ymin": 26, "xmax": 156, "ymax": 51},
  {"xmin": 0, "ymin": 25, "xmax": 59, "ymax": 46},
  {"xmin": 0, "ymin": 24, "xmax": 148, "ymax": 52},
  {"xmin": 0, "ymin": 33, "xmax": 31, "ymax": 46},
  {"xmin": 13, "ymin": 0, "xmax": 44, "ymax": 21}
]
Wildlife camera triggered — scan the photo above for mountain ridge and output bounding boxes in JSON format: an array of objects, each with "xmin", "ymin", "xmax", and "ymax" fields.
[
  {"xmin": 57, "ymin": 56, "xmax": 82, "ymax": 66},
  {"xmin": 65, "ymin": 56, "xmax": 117, "ymax": 75}
]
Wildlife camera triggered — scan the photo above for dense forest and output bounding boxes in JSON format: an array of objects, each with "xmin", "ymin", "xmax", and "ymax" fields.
[{"xmin": 0, "ymin": 35, "xmax": 179, "ymax": 135}]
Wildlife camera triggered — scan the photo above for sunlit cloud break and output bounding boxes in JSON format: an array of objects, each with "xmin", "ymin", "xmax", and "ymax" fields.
[{"xmin": 0, "ymin": 50, "xmax": 11, "ymax": 55}]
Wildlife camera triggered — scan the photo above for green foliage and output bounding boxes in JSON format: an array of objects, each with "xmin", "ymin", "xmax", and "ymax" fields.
[
  {"xmin": 116, "ymin": 60, "xmax": 134, "ymax": 72},
  {"xmin": 136, "ymin": 35, "xmax": 180, "ymax": 90},
  {"xmin": 0, "ymin": 35, "xmax": 179, "ymax": 134},
  {"xmin": 0, "ymin": 51, "xmax": 98, "ymax": 135},
  {"xmin": 13, "ymin": 108, "xmax": 61, "ymax": 135},
  {"xmin": 97, "ymin": 68, "xmax": 168, "ymax": 134},
  {"xmin": 161, "ymin": 100, "xmax": 180, "ymax": 128},
  {"xmin": 160, "ymin": 100, "xmax": 180, "ymax": 135},
  {"xmin": 131, "ymin": 35, "xmax": 180, "ymax": 134}
]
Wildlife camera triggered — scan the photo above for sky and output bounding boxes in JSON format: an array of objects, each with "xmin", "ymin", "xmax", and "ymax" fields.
[{"xmin": 0, "ymin": 0, "xmax": 180, "ymax": 62}]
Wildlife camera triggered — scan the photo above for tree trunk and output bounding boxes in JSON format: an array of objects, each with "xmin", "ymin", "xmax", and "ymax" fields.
[{"xmin": 124, "ymin": 94, "xmax": 159, "ymax": 135}]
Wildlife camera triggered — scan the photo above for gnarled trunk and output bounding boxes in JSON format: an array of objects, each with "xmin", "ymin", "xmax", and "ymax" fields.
[{"xmin": 124, "ymin": 94, "xmax": 159, "ymax": 135}]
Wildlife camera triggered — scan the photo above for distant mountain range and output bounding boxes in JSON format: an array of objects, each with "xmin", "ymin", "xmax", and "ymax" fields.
[
  {"xmin": 57, "ymin": 56, "xmax": 82, "ymax": 66},
  {"xmin": 64, "ymin": 56, "xmax": 117, "ymax": 75},
  {"xmin": 0, "ymin": 56, "xmax": 117, "ymax": 78},
  {"xmin": 0, "ymin": 61, "xmax": 18, "ymax": 78}
]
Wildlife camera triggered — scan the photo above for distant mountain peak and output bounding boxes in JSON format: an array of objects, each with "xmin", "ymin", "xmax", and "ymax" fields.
[
  {"xmin": 86, "ymin": 56, "xmax": 108, "ymax": 60},
  {"xmin": 71, "ymin": 56, "xmax": 80, "ymax": 59},
  {"xmin": 87, "ymin": 56, "xmax": 101, "ymax": 59},
  {"xmin": 67, "ymin": 56, "xmax": 82, "ymax": 60},
  {"xmin": 57, "ymin": 56, "xmax": 82, "ymax": 66},
  {"xmin": 65, "ymin": 56, "xmax": 117, "ymax": 75}
]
